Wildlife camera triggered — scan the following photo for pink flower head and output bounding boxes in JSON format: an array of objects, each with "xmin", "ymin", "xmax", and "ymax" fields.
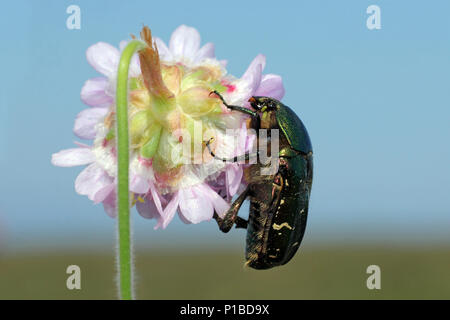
[{"xmin": 52, "ymin": 25, "xmax": 284, "ymax": 228}]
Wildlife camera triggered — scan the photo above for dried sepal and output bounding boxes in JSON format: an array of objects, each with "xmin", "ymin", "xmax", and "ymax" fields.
[{"xmin": 138, "ymin": 26, "xmax": 173, "ymax": 100}]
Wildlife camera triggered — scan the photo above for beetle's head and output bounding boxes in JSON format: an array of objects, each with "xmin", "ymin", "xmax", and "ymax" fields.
[
  {"xmin": 249, "ymin": 96, "xmax": 279, "ymax": 112},
  {"xmin": 249, "ymin": 96, "xmax": 280, "ymax": 129}
]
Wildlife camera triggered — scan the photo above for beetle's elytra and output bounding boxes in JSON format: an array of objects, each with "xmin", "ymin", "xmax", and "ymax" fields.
[{"xmin": 207, "ymin": 92, "xmax": 313, "ymax": 270}]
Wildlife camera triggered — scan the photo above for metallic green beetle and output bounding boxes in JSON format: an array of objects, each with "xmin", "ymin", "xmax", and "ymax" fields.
[{"xmin": 207, "ymin": 92, "xmax": 313, "ymax": 269}]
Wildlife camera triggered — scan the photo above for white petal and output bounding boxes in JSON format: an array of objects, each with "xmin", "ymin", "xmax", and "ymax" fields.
[
  {"xmin": 194, "ymin": 43, "xmax": 215, "ymax": 62},
  {"xmin": 119, "ymin": 40, "xmax": 127, "ymax": 51},
  {"xmin": 154, "ymin": 37, "xmax": 172, "ymax": 60},
  {"xmin": 129, "ymin": 55, "xmax": 141, "ymax": 78},
  {"xmin": 51, "ymin": 148, "xmax": 95, "ymax": 167},
  {"xmin": 73, "ymin": 108, "xmax": 108, "ymax": 140},
  {"xmin": 119, "ymin": 40, "xmax": 141, "ymax": 77},
  {"xmin": 169, "ymin": 25, "xmax": 201, "ymax": 61},
  {"xmin": 86, "ymin": 42, "xmax": 120, "ymax": 77}
]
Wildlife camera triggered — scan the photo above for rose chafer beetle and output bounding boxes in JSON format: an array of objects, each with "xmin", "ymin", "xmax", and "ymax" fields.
[{"xmin": 207, "ymin": 91, "xmax": 313, "ymax": 270}]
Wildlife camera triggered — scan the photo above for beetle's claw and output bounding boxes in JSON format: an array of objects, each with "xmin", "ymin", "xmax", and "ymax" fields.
[
  {"xmin": 209, "ymin": 90, "xmax": 220, "ymax": 97},
  {"xmin": 209, "ymin": 90, "xmax": 226, "ymax": 104},
  {"xmin": 204, "ymin": 137, "xmax": 216, "ymax": 158},
  {"xmin": 204, "ymin": 137, "xmax": 215, "ymax": 147}
]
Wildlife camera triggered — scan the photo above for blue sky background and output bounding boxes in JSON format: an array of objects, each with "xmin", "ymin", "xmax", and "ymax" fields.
[{"xmin": 0, "ymin": 0, "xmax": 449, "ymax": 252}]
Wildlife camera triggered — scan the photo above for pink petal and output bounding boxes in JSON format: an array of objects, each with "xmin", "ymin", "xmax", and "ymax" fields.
[
  {"xmin": 178, "ymin": 186, "xmax": 213, "ymax": 224},
  {"xmin": 224, "ymin": 124, "xmax": 248, "ymax": 196},
  {"xmin": 244, "ymin": 130, "xmax": 257, "ymax": 153},
  {"xmin": 241, "ymin": 54, "xmax": 266, "ymax": 96},
  {"xmin": 86, "ymin": 42, "xmax": 120, "ymax": 77},
  {"xmin": 236, "ymin": 123, "xmax": 248, "ymax": 154},
  {"xmin": 137, "ymin": 180, "xmax": 164, "ymax": 220},
  {"xmin": 255, "ymin": 74, "xmax": 285, "ymax": 100},
  {"xmin": 80, "ymin": 77, "xmax": 113, "ymax": 108},
  {"xmin": 178, "ymin": 212, "xmax": 192, "ymax": 225},
  {"xmin": 226, "ymin": 164, "xmax": 243, "ymax": 197},
  {"xmin": 220, "ymin": 60, "xmax": 228, "ymax": 68},
  {"xmin": 235, "ymin": 122, "xmax": 256, "ymax": 155},
  {"xmin": 149, "ymin": 181, "xmax": 164, "ymax": 216},
  {"xmin": 75, "ymin": 164, "xmax": 113, "ymax": 201},
  {"xmin": 169, "ymin": 25, "xmax": 201, "ymax": 61},
  {"xmin": 157, "ymin": 193, "xmax": 180, "ymax": 229},
  {"xmin": 136, "ymin": 196, "xmax": 160, "ymax": 220},
  {"xmin": 93, "ymin": 183, "xmax": 115, "ymax": 204},
  {"xmin": 73, "ymin": 107, "xmax": 108, "ymax": 140},
  {"xmin": 199, "ymin": 184, "xmax": 230, "ymax": 218},
  {"xmin": 51, "ymin": 148, "xmax": 95, "ymax": 167},
  {"xmin": 102, "ymin": 190, "xmax": 117, "ymax": 218},
  {"xmin": 194, "ymin": 43, "xmax": 215, "ymax": 62},
  {"xmin": 73, "ymin": 141, "xmax": 91, "ymax": 148}
]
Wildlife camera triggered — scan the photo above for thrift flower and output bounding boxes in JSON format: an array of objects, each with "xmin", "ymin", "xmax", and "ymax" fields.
[{"xmin": 52, "ymin": 25, "xmax": 284, "ymax": 228}]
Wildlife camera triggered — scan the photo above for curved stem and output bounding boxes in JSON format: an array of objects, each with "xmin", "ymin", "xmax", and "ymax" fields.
[{"xmin": 116, "ymin": 39, "xmax": 147, "ymax": 300}]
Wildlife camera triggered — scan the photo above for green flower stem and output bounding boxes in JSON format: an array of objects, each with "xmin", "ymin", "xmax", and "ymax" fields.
[{"xmin": 116, "ymin": 39, "xmax": 147, "ymax": 300}]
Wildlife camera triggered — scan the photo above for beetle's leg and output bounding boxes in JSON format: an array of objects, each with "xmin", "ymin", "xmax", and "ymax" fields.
[
  {"xmin": 205, "ymin": 138, "xmax": 258, "ymax": 163},
  {"xmin": 235, "ymin": 216, "xmax": 248, "ymax": 229},
  {"xmin": 210, "ymin": 91, "xmax": 258, "ymax": 117},
  {"xmin": 214, "ymin": 187, "xmax": 250, "ymax": 233}
]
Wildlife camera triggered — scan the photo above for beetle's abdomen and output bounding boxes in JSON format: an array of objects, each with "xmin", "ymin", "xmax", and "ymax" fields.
[
  {"xmin": 245, "ymin": 152, "xmax": 312, "ymax": 270},
  {"xmin": 245, "ymin": 194, "xmax": 309, "ymax": 270},
  {"xmin": 244, "ymin": 200, "xmax": 270, "ymax": 269}
]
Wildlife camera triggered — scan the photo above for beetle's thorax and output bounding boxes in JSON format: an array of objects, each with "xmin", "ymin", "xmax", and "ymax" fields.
[{"xmin": 259, "ymin": 109, "xmax": 278, "ymax": 129}]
